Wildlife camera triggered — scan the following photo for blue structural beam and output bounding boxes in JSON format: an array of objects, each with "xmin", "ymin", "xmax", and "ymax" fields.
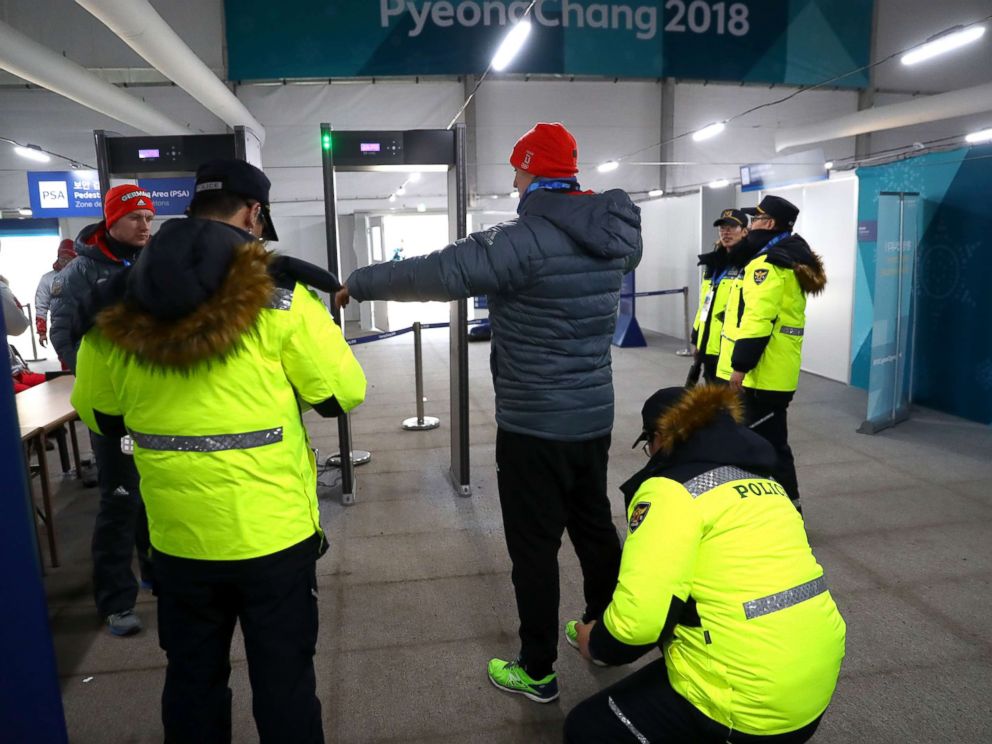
[
  {"xmin": 0, "ymin": 306, "xmax": 68, "ymax": 743},
  {"xmin": 613, "ymin": 272, "xmax": 647, "ymax": 348}
]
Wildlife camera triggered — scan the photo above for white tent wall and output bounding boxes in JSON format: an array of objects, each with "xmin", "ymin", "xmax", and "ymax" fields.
[
  {"xmin": 472, "ymin": 80, "xmax": 663, "ymax": 198},
  {"xmin": 750, "ymin": 175, "xmax": 858, "ymax": 384},
  {"xmin": 671, "ymin": 83, "xmax": 860, "ymax": 188},
  {"xmin": 635, "ymin": 191, "xmax": 701, "ymax": 340}
]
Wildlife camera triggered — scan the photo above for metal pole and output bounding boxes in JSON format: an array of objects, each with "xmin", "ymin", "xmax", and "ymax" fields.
[
  {"xmin": 675, "ymin": 286, "xmax": 693, "ymax": 356},
  {"xmin": 23, "ymin": 303, "xmax": 43, "ymax": 362},
  {"xmin": 319, "ymin": 122, "xmax": 370, "ymax": 504},
  {"xmin": 403, "ymin": 321, "xmax": 440, "ymax": 431},
  {"xmin": 893, "ymin": 195, "xmax": 905, "ymax": 425},
  {"xmin": 907, "ymin": 196, "xmax": 921, "ymax": 405},
  {"xmin": 448, "ymin": 124, "xmax": 471, "ymax": 496},
  {"xmin": 93, "ymin": 130, "xmax": 111, "ymax": 199}
]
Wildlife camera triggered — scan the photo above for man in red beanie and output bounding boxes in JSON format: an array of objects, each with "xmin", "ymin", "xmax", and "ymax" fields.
[
  {"xmin": 336, "ymin": 121, "xmax": 642, "ymax": 702},
  {"xmin": 50, "ymin": 184, "xmax": 156, "ymax": 637}
]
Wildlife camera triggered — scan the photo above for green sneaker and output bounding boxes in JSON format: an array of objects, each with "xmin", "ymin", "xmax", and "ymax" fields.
[
  {"xmin": 487, "ymin": 658, "xmax": 559, "ymax": 703},
  {"xmin": 564, "ymin": 620, "xmax": 607, "ymax": 666}
]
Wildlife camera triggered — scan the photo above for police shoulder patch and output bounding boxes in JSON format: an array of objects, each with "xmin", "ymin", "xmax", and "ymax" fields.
[
  {"xmin": 628, "ymin": 502, "xmax": 651, "ymax": 533},
  {"xmin": 752, "ymin": 268, "xmax": 769, "ymax": 285}
]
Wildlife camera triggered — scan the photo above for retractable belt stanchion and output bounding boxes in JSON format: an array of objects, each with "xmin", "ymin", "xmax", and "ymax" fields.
[{"xmin": 402, "ymin": 322, "xmax": 440, "ymax": 431}]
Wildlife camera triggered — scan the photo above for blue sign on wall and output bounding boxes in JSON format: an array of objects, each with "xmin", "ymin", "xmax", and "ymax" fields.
[
  {"xmin": 740, "ymin": 148, "xmax": 828, "ymax": 192},
  {"xmin": 26, "ymin": 170, "xmax": 102, "ymax": 218},
  {"xmin": 138, "ymin": 177, "xmax": 195, "ymax": 216},
  {"xmin": 225, "ymin": 0, "xmax": 872, "ymax": 87},
  {"xmin": 854, "ymin": 144, "xmax": 992, "ymax": 426}
]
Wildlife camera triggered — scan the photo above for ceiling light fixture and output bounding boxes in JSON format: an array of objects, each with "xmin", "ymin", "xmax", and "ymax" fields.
[
  {"xmin": 901, "ymin": 24, "xmax": 986, "ymax": 66},
  {"xmin": 692, "ymin": 122, "xmax": 726, "ymax": 142}
]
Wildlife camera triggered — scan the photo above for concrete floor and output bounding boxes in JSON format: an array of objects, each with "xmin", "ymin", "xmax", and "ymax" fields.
[{"xmin": 36, "ymin": 329, "xmax": 992, "ymax": 743}]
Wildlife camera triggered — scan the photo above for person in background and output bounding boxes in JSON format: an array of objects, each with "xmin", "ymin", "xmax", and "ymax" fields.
[
  {"xmin": 2, "ymin": 266, "xmax": 42, "ymax": 392},
  {"xmin": 34, "ymin": 239, "xmax": 77, "ymax": 358},
  {"xmin": 689, "ymin": 209, "xmax": 748, "ymax": 384},
  {"xmin": 716, "ymin": 195, "xmax": 826, "ymax": 511},
  {"xmin": 336, "ymin": 122, "xmax": 642, "ymax": 703},
  {"xmin": 50, "ymin": 185, "xmax": 156, "ymax": 636},
  {"xmin": 72, "ymin": 159, "xmax": 366, "ymax": 741},
  {"xmin": 564, "ymin": 384, "xmax": 845, "ymax": 743}
]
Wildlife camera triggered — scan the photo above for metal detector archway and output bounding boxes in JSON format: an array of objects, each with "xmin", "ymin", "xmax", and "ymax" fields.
[
  {"xmin": 94, "ymin": 127, "xmax": 260, "ymax": 197},
  {"xmin": 320, "ymin": 124, "xmax": 471, "ymax": 503}
]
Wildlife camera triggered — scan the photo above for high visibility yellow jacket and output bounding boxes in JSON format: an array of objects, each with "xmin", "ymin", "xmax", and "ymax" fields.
[
  {"xmin": 603, "ymin": 472, "xmax": 845, "ymax": 733},
  {"xmin": 692, "ymin": 246, "xmax": 735, "ymax": 358},
  {"xmin": 716, "ymin": 232, "xmax": 826, "ymax": 392},
  {"xmin": 588, "ymin": 387, "xmax": 845, "ymax": 735},
  {"xmin": 72, "ymin": 222, "xmax": 366, "ymax": 561}
]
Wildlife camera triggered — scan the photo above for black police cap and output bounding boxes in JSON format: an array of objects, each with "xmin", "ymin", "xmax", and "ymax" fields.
[
  {"xmin": 193, "ymin": 159, "xmax": 278, "ymax": 241},
  {"xmin": 742, "ymin": 195, "xmax": 799, "ymax": 228},
  {"xmin": 632, "ymin": 387, "xmax": 686, "ymax": 448},
  {"xmin": 713, "ymin": 208, "xmax": 748, "ymax": 228}
]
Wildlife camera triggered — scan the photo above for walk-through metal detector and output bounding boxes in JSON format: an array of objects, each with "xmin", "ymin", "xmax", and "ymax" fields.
[
  {"xmin": 94, "ymin": 126, "xmax": 260, "ymax": 195},
  {"xmin": 320, "ymin": 124, "xmax": 471, "ymax": 502}
]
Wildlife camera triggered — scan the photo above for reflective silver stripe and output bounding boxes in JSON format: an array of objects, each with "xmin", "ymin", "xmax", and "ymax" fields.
[
  {"xmin": 743, "ymin": 576, "xmax": 828, "ymax": 620},
  {"xmin": 779, "ymin": 325, "xmax": 804, "ymax": 336},
  {"xmin": 130, "ymin": 427, "xmax": 283, "ymax": 453},
  {"xmin": 682, "ymin": 465, "xmax": 758, "ymax": 499},
  {"xmin": 268, "ymin": 287, "xmax": 294, "ymax": 310},
  {"xmin": 608, "ymin": 696, "xmax": 649, "ymax": 744}
]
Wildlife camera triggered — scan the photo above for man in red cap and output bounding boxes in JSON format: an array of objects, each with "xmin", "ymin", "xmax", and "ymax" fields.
[
  {"xmin": 50, "ymin": 184, "xmax": 156, "ymax": 637},
  {"xmin": 336, "ymin": 121, "xmax": 642, "ymax": 702}
]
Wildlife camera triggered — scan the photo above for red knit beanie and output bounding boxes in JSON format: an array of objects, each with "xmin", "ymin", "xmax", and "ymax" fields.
[
  {"xmin": 510, "ymin": 122, "xmax": 578, "ymax": 178},
  {"xmin": 104, "ymin": 184, "xmax": 156, "ymax": 229}
]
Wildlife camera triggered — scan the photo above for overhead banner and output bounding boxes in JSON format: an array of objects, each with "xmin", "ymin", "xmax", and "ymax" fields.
[
  {"xmin": 137, "ymin": 177, "xmax": 196, "ymax": 216},
  {"xmin": 225, "ymin": 0, "xmax": 872, "ymax": 86}
]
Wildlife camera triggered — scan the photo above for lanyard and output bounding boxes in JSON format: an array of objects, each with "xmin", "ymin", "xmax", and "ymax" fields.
[
  {"xmin": 757, "ymin": 231, "xmax": 792, "ymax": 256},
  {"xmin": 518, "ymin": 178, "xmax": 581, "ymax": 213}
]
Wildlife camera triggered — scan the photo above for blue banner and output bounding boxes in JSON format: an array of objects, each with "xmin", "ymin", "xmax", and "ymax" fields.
[
  {"xmin": 138, "ymin": 177, "xmax": 196, "ymax": 216},
  {"xmin": 225, "ymin": 0, "xmax": 871, "ymax": 87},
  {"xmin": 26, "ymin": 170, "xmax": 102, "ymax": 218},
  {"xmin": 740, "ymin": 148, "xmax": 828, "ymax": 192}
]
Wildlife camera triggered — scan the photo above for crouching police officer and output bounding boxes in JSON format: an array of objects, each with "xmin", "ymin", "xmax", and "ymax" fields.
[{"xmin": 564, "ymin": 384, "xmax": 845, "ymax": 743}]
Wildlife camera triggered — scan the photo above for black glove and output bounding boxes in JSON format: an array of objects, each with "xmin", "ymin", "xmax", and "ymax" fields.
[{"xmin": 685, "ymin": 359, "xmax": 702, "ymax": 388}]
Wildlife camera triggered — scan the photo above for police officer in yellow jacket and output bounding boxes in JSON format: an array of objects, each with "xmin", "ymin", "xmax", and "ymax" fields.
[
  {"xmin": 72, "ymin": 160, "xmax": 367, "ymax": 744},
  {"xmin": 716, "ymin": 195, "xmax": 826, "ymax": 508},
  {"xmin": 691, "ymin": 209, "xmax": 748, "ymax": 383},
  {"xmin": 564, "ymin": 384, "xmax": 845, "ymax": 743}
]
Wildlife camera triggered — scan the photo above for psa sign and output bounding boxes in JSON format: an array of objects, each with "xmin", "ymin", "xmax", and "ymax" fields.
[
  {"xmin": 27, "ymin": 172, "xmax": 196, "ymax": 218},
  {"xmin": 27, "ymin": 170, "xmax": 102, "ymax": 217}
]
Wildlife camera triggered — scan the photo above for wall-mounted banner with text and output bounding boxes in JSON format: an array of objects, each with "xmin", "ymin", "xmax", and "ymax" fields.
[
  {"xmin": 225, "ymin": 0, "xmax": 872, "ymax": 86},
  {"xmin": 26, "ymin": 170, "xmax": 103, "ymax": 218}
]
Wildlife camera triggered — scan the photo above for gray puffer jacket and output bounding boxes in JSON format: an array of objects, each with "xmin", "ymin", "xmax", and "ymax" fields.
[
  {"xmin": 50, "ymin": 222, "xmax": 138, "ymax": 371},
  {"xmin": 347, "ymin": 187, "xmax": 642, "ymax": 441}
]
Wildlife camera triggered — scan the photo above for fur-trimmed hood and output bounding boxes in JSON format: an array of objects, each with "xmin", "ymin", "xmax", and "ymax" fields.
[
  {"xmin": 96, "ymin": 218, "xmax": 274, "ymax": 369},
  {"xmin": 621, "ymin": 385, "xmax": 777, "ymax": 504}
]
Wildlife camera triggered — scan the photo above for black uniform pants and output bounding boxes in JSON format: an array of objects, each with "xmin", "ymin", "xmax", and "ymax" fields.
[
  {"xmin": 564, "ymin": 657, "xmax": 823, "ymax": 743},
  {"xmin": 154, "ymin": 534, "xmax": 324, "ymax": 744},
  {"xmin": 496, "ymin": 428, "xmax": 622, "ymax": 679},
  {"xmin": 701, "ymin": 354, "xmax": 720, "ymax": 384},
  {"xmin": 741, "ymin": 390, "xmax": 800, "ymax": 505},
  {"xmin": 90, "ymin": 431, "xmax": 152, "ymax": 617}
]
